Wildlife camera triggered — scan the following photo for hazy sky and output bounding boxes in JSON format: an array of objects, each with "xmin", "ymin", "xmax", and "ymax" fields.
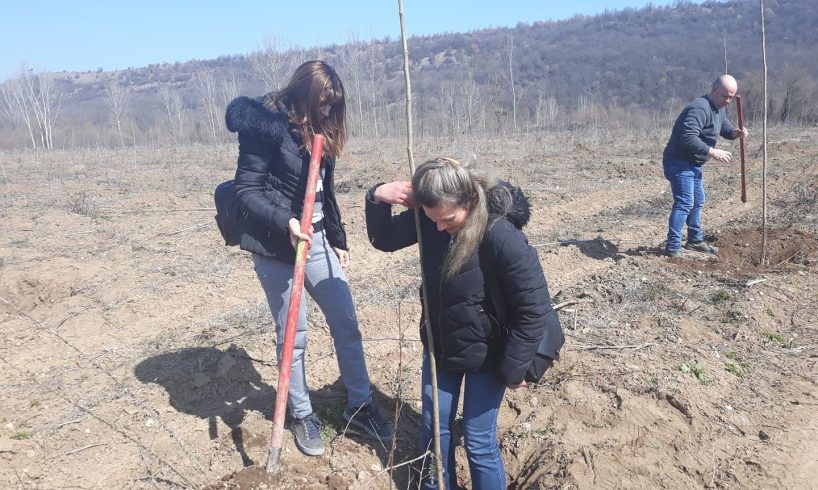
[{"xmin": 1, "ymin": 0, "xmax": 703, "ymax": 80}]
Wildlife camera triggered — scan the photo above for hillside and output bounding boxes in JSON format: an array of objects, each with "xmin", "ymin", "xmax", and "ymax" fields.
[{"xmin": 1, "ymin": 0, "xmax": 817, "ymax": 150}]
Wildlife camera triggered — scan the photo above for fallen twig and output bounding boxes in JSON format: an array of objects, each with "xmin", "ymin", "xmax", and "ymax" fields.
[
  {"xmin": 66, "ymin": 443, "xmax": 106, "ymax": 456},
  {"xmin": 533, "ymin": 238, "xmax": 642, "ymax": 248},
  {"xmin": 57, "ymin": 417, "xmax": 85, "ymax": 429},
  {"xmin": 363, "ymin": 451, "xmax": 432, "ymax": 488},
  {"xmin": 573, "ymin": 342, "xmax": 657, "ymax": 351},
  {"xmin": 157, "ymin": 220, "xmax": 211, "ymax": 236},
  {"xmin": 745, "ymin": 278, "xmax": 767, "ymax": 287},
  {"xmin": 553, "ymin": 299, "xmax": 593, "ymax": 311}
]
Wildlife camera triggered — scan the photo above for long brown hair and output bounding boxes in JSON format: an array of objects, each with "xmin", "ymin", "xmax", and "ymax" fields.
[
  {"xmin": 266, "ymin": 60, "xmax": 347, "ymax": 158},
  {"xmin": 412, "ymin": 158, "xmax": 496, "ymax": 279}
]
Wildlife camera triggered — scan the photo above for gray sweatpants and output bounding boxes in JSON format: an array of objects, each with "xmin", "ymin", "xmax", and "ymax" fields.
[{"xmin": 253, "ymin": 229, "xmax": 372, "ymax": 419}]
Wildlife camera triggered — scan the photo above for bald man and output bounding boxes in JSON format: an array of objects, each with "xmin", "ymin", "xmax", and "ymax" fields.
[{"xmin": 662, "ymin": 75, "xmax": 748, "ymax": 257}]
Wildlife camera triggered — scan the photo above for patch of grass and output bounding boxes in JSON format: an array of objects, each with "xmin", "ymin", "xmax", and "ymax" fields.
[
  {"xmin": 132, "ymin": 244, "xmax": 146, "ymax": 252},
  {"xmin": 725, "ymin": 362, "xmax": 744, "ymax": 377},
  {"xmin": 679, "ymin": 360, "xmax": 710, "ymax": 384},
  {"xmin": 670, "ymin": 299, "xmax": 686, "ymax": 312},
  {"xmin": 11, "ymin": 431, "xmax": 33, "ymax": 440},
  {"xmin": 766, "ymin": 308, "xmax": 775, "ymax": 317},
  {"xmin": 313, "ymin": 401, "xmax": 346, "ymax": 441},
  {"xmin": 762, "ymin": 331, "xmax": 793, "ymax": 349},
  {"xmin": 582, "ymin": 420, "xmax": 604, "ymax": 429},
  {"xmin": 29, "ymin": 400, "xmax": 41, "ymax": 408},
  {"xmin": 725, "ymin": 310, "xmax": 744, "ymax": 323},
  {"xmin": 710, "ymin": 290, "xmax": 731, "ymax": 304},
  {"xmin": 642, "ymin": 283, "xmax": 668, "ymax": 302}
]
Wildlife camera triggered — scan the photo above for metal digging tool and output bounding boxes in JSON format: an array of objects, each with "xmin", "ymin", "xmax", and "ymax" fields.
[
  {"xmin": 736, "ymin": 94, "xmax": 747, "ymax": 203},
  {"xmin": 266, "ymin": 134, "xmax": 325, "ymax": 473}
]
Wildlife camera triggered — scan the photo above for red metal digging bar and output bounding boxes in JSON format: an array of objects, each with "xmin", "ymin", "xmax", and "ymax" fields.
[
  {"xmin": 736, "ymin": 95, "xmax": 747, "ymax": 203},
  {"xmin": 266, "ymin": 134, "xmax": 325, "ymax": 473}
]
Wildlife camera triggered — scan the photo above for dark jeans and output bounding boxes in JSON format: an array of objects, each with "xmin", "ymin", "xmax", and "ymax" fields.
[
  {"xmin": 663, "ymin": 159, "xmax": 705, "ymax": 252},
  {"xmin": 419, "ymin": 355, "xmax": 506, "ymax": 490}
]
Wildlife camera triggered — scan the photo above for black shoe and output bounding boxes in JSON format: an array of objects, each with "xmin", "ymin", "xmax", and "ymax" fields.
[
  {"xmin": 685, "ymin": 240, "xmax": 719, "ymax": 254},
  {"xmin": 665, "ymin": 248, "xmax": 683, "ymax": 257},
  {"xmin": 291, "ymin": 413, "xmax": 324, "ymax": 456},
  {"xmin": 343, "ymin": 404, "xmax": 394, "ymax": 443}
]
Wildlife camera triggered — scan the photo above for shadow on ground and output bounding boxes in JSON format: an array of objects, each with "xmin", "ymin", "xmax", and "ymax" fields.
[{"xmin": 134, "ymin": 345, "xmax": 425, "ymax": 488}]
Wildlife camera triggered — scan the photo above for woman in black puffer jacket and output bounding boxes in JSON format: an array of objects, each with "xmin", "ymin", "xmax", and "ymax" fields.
[
  {"xmin": 366, "ymin": 158, "xmax": 564, "ymax": 490},
  {"xmin": 225, "ymin": 61, "xmax": 392, "ymax": 458}
]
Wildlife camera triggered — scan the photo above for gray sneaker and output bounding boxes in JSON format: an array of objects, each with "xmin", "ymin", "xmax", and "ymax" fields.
[
  {"xmin": 343, "ymin": 404, "xmax": 394, "ymax": 443},
  {"xmin": 685, "ymin": 241, "xmax": 719, "ymax": 254},
  {"xmin": 665, "ymin": 248, "xmax": 683, "ymax": 257},
  {"xmin": 291, "ymin": 413, "xmax": 324, "ymax": 456}
]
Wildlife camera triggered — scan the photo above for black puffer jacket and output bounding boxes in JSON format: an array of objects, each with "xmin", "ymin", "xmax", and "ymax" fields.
[
  {"xmin": 225, "ymin": 94, "xmax": 347, "ymax": 263},
  {"xmin": 365, "ymin": 182, "xmax": 559, "ymax": 385}
]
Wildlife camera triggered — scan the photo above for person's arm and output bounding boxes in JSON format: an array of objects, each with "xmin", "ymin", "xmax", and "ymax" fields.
[
  {"xmin": 233, "ymin": 132, "xmax": 296, "ymax": 236},
  {"xmin": 365, "ymin": 182, "xmax": 419, "ymax": 252},
  {"xmin": 720, "ymin": 116, "xmax": 737, "ymax": 139},
  {"xmin": 489, "ymin": 224, "xmax": 557, "ymax": 386}
]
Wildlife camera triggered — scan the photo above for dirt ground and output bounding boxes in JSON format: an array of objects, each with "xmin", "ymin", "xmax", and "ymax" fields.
[{"xmin": 1, "ymin": 127, "xmax": 816, "ymax": 489}]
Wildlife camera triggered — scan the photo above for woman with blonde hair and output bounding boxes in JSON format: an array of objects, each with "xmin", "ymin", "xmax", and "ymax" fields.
[
  {"xmin": 225, "ymin": 60, "xmax": 393, "ymax": 457},
  {"xmin": 365, "ymin": 158, "xmax": 563, "ymax": 489}
]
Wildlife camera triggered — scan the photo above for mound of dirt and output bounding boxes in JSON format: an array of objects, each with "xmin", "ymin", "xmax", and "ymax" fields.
[{"xmin": 714, "ymin": 227, "xmax": 817, "ymax": 275}]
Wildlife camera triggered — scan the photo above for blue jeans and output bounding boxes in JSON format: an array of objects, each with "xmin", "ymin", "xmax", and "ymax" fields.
[
  {"xmin": 253, "ymin": 230, "xmax": 372, "ymax": 419},
  {"xmin": 663, "ymin": 160, "xmax": 705, "ymax": 252},
  {"xmin": 419, "ymin": 356, "xmax": 506, "ymax": 490}
]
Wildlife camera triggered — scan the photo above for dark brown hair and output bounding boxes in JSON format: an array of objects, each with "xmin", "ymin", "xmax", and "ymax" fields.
[{"xmin": 266, "ymin": 60, "xmax": 347, "ymax": 158}]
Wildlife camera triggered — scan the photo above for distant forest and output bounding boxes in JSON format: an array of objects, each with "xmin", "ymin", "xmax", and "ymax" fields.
[{"xmin": 1, "ymin": 0, "xmax": 816, "ymax": 150}]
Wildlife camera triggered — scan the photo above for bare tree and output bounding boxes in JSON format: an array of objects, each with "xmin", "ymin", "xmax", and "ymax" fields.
[
  {"xmin": 760, "ymin": 0, "xmax": 769, "ymax": 265},
  {"xmin": 160, "ymin": 85, "xmax": 185, "ymax": 145},
  {"xmin": 778, "ymin": 64, "xmax": 813, "ymax": 125},
  {"xmin": 534, "ymin": 91, "xmax": 559, "ymax": 131},
  {"xmin": 23, "ymin": 70, "xmax": 64, "ymax": 150},
  {"xmin": 0, "ymin": 77, "xmax": 38, "ymax": 149},
  {"xmin": 460, "ymin": 76, "xmax": 481, "ymax": 133},
  {"xmin": 338, "ymin": 33, "xmax": 367, "ymax": 136},
  {"xmin": 220, "ymin": 71, "xmax": 239, "ymax": 111},
  {"xmin": 505, "ymin": 33, "xmax": 518, "ymax": 131},
  {"xmin": 250, "ymin": 36, "xmax": 301, "ymax": 92},
  {"xmin": 194, "ymin": 70, "xmax": 220, "ymax": 143},
  {"xmin": 722, "ymin": 27, "xmax": 729, "ymax": 74},
  {"xmin": 103, "ymin": 81, "xmax": 130, "ymax": 147}
]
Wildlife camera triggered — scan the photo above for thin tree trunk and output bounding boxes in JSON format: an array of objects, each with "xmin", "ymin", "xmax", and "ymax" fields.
[
  {"xmin": 760, "ymin": 0, "xmax": 768, "ymax": 265},
  {"xmin": 397, "ymin": 1, "xmax": 445, "ymax": 488}
]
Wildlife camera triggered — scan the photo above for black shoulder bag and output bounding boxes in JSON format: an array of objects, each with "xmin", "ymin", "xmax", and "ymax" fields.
[{"xmin": 213, "ymin": 180, "xmax": 246, "ymax": 246}]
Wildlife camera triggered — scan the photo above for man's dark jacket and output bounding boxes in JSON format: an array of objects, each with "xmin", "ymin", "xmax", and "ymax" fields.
[
  {"xmin": 225, "ymin": 94, "xmax": 347, "ymax": 263},
  {"xmin": 365, "ymin": 183, "xmax": 563, "ymax": 385},
  {"xmin": 663, "ymin": 95, "xmax": 736, "ymax": 166}
]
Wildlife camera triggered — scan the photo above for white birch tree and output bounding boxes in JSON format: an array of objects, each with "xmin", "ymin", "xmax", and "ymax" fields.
[{"xmin": 104, "ymin": 81, "xmax": 130, "ymax": 147}]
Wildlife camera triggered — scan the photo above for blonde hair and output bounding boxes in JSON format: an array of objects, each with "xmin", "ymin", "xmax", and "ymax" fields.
[
  {"xmin": 412, "ymin": 158, "xmax": 496, "ymax": 279},
  {"xmin": 266, "ymin": 60, "xmax": 347, "ymax": 158}
]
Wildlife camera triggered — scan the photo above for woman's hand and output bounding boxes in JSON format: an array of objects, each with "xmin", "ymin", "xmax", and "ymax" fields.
[
  {"xmin": 373, "ymin": 181, "xmax": 417, "ymax": 207},
  {"xmin": 333, "ymin": 247, "xmax": 350, "ymax": 268},
  {"xmin": 507, "ymin": 380, "xmax": 527, "ymax": 390},
  {"xmin": 288, "ymin": 218, "xmax": 313, "ymax": 251}
]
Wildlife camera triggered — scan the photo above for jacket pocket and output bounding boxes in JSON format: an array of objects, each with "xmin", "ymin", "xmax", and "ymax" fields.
[{"xmin": 439, "ymin": 302, "xmax": 491, "ymax": 371}]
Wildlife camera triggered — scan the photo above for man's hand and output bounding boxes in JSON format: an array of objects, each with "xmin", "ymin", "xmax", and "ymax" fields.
[
  {"xmin": 288, "ymin": 218, "xmax": 313, "ymax": 251},
  {"xmin": 731, "ymin": 127, "xmax": 749, "ymax": 139},
  {"xmin": 708, "ymin": 148, "xmax": 733, "ymax": 163},
  {"xmin": 333, "ymin": 247, "xmax": 350, "ymax": 268},
  {"xmin": 373, "ymin": 181, "xmax": 417, "ymax": 207}
]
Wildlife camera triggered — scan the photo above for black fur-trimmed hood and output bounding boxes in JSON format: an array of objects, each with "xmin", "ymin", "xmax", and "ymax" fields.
[
  {"xmin": 224, "ymin": 94, "xmax": 290, "ymax": 141},
  {"xmin": 487, "ymin": 180, "xmax": 531, "ymax": 229}
]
